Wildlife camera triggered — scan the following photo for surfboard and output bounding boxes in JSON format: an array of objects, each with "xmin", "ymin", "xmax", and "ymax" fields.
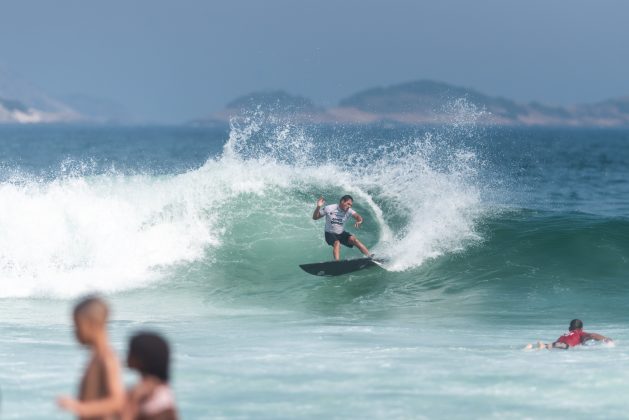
[{"xmin": 299, "ymin": 257, "xmax": 385, "ymax": 277}]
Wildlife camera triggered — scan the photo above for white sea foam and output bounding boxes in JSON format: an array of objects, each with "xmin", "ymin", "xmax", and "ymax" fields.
[
  {"xmin": 365, "ymin": 137, "xmax": 483, "ymax": 271},
  {"xmin": 0, "ymin": 172, "xmax": 216, "ymax": 298}
]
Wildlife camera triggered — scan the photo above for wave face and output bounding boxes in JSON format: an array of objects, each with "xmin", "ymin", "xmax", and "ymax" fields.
[
  {"xmin": 0, "ymin": 118, "xmax": 628, "ymax": 305},
  {"xmin": 0, "ymin": 105, "xmax": 489, "ymax": 298}
]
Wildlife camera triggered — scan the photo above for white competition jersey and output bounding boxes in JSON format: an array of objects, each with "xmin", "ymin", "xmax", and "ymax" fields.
[{"xmin": 319, "ymin": 204, "xmax": 355, "ymax": 234}]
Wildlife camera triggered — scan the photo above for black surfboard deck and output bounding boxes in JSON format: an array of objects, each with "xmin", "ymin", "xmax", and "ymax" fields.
[{"xmin": 299, "ymin": 257, "xmax": 384, "ymax": 277}]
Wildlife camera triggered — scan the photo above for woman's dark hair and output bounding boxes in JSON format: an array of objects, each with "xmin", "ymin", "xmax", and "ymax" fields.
[
  {"xmin": 569, "ymin": 319, "xmax": 583, "ymax": 331},
  {"xmin": 128, "ymin": 331, "xmax": 171, "ymax": 382},
  {"xmin": 340, "ymin": 195, "xmax": 353, "ymax": 203}
]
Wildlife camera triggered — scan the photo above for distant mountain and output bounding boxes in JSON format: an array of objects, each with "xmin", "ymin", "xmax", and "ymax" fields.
[
  {"xmin": 0, "ymin": 94, "xmax": 83, "ymax": 123},
  {"xmin": 339, "ymin": 80, "xmax": 516, "ymax": 114},
  {"xmin": 198, "ymin": 80, "xmax": 629, "ymax": 127},
  {"xmin": 334, "ymin": 80, "xmax": 629, "ymax": 126},
  {"xmin": 571, "ymin": 97, "xmax": 629, "ymax": 126},
  {"xmin": 333, "ymin": 80, "xmax": 559, "ymax": 125},
  {"xmin": 0, "ymin": 97, "xmax": 32, "ymax": 123},
  {"xmin": 192, "ymin": 90, "xmax": 325, "ymax": 126},
  {"xmin": 226, "ymin": 90, "xmax": 322, "ymax": 114},
  {"xmin": 191, "ymin": 90, "xmax": 325, "ymax": 126},
  {"xmin": 0, "ymin": 65, "xmax": 84, "ymax": 124},
  {"xmin": 0, "ymin": 93, "xmax": 83, "ymax": 124}
]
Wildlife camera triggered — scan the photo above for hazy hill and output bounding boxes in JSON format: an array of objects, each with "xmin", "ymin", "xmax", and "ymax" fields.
[
  {"xmin": 190, "ymin": 90, "xmax": 325, "ymax": 127},
  {"xmin": 225, "ymin": 90, "xmax": 322, "ymax": 114},
  {"xmin": 0, "ymin": 66, "xmax": 85, "ymax": 123},
  {"xmin": 339, "ymin": 80, "xmax": 522, "ymax": 116},
  {"xmin": 334, "ymin": 80, "xmax": 629, "ymax": 126},
  {"xmin": 200, "ymin": 80, "xmax": 629, "ymax": 127},
  {"xmin": 572, "ymin": 97, "xmax": 629, "ymax": 126}
]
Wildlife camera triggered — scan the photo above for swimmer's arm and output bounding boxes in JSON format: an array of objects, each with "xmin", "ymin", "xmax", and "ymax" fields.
[
  {"xmin": 313, "ymin": 197, "xmax": 325, "ymax": 220},
  {"xmin": 121, "ymin": 389, "xmax": 142, "ymax": 420},
  {"xmin": 352, "ymin": 212, "xmax": 363, "ymax": 229},
  {"xmin": 122, "ymin": 378, "xmax": 160, "ymax": 420},
  {"xmin": 121, "ymin": 391, "xmax": 139, "ymax": 420},
  {"xmin": 583, "ymin": 332, "xmax": 612, "ymax": 342},
  {"xmin": 58, "ymin": 354, "xmax": 125, "ymax": 416}
]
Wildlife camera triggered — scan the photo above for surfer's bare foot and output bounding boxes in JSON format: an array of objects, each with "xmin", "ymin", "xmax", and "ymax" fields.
[{"xmin": 524, "ymin": 343, "xmax": 533, "ymax": 350}]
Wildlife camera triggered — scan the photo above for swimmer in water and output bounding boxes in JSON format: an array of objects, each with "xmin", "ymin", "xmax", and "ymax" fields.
[
  {"xmin": 123, "ymin": 331, "xmax": 178, "ymax": 420},
  {"xmin": 57, "ymin": 295, "xmax": 125, "ymax": 419},
  {"xmin": 525, "ymin": 319, "xmax": 613, "ymax": 350}
]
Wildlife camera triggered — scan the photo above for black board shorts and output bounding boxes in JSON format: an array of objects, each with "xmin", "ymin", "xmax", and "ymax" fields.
[{"xmin": 324, "ymin": 231, "xmax": 354, "ymax": 248}]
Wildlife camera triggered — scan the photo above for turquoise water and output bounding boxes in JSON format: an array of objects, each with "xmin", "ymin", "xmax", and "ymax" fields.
[{"xmin": 0, "ymin": 111, "xmax": 628, "ymax": 418}]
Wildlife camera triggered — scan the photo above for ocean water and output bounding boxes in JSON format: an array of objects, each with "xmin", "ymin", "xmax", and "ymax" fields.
[{"xmin": 0, "ymin": 110, "xmax": 628, "ymax": 418}]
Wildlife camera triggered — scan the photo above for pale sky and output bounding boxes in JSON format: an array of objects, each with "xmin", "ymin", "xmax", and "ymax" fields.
[{"xmin": 1, "ymin": 0, "xmax": 628, "ymax": 123}]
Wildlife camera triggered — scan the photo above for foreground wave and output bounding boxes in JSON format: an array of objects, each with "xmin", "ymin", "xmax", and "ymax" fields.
[{"xmin": 0, "ymin": 113, "xmax": 626, "ymax": 304}]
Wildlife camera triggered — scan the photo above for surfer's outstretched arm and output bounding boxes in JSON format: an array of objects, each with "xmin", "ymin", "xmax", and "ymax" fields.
[{"xmin": 313, "ymin": 197, "xmax": 325, "ymax": 220}]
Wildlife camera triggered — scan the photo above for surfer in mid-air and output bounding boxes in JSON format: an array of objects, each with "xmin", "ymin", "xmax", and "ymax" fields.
[{"xmin": 312, "ymin": 195, "xmax": 371, "ymax": 261}]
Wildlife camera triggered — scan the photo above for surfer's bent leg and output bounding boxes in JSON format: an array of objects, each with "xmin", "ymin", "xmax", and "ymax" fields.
[{"xmin": 348, "ymin": 236, "xmax": 370, "ymax": 257}]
